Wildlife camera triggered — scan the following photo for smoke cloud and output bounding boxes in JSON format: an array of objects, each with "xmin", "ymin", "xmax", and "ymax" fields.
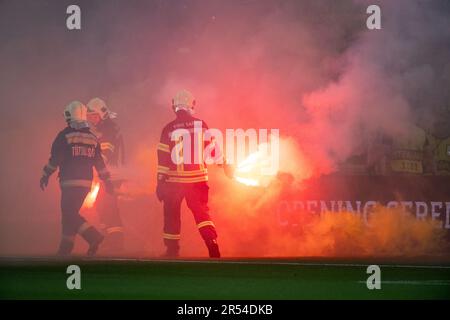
[
  {"xmin": 217, "ymin": 205, "xmax": 447, "ymax": 257},
  {"xmin": 0, "ymin": 0, "xmax": 449, "ymax": 256}
]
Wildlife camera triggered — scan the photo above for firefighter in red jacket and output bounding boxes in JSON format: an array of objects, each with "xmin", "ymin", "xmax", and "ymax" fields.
[
  {"xmin": 156, "ymin": 90, "xmax": 221, "ymax": 258},
  {"xmin": 40, "ymin": 101, "xmax": 114, "ymax": 256},
  {"xmin": 87, "ymin": 98, "xmax": 125, "ymax": 253}
]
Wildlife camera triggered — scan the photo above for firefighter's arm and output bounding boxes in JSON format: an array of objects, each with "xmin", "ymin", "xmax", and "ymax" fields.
[
  {"xmin": 100, "ymin": 140, "xmax": 115, "ymax": 165},
  {"xmin": 101, "ymin": 123, "xmax": 124, "ymax": 165},
  {"xmin": 118, "ymin": 133, "xmax": 126, "ymax": 166},
  {"xmin": 156, "ymin": 128, "xmax": 171, "ymax": 201},
  {"xmin": 203, "ymin": 121, "xmax": 234, "ymax": 179},
  {"xmin": 222, "ymin": 158, "xmax": 235, "ymax": 179},
  {"xmin": 40, "ymin": 133, "xmax": 63, "ymax": 190},
  {"xmin": 94, "ymin": 143, "xmax": 115, "ymax": 194}
]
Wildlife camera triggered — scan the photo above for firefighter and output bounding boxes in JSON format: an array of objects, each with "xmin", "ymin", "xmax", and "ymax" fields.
[
  {"xmin": 40, "ymin": 101, "xmax": 114, "ymax": 256},
  {"xmin": 86, "ymin": 97, "xmax": 126, "ymax": 252},
  {"xmin": 156, "ymin": 90, "xmax": 222, "ymax": 258}
]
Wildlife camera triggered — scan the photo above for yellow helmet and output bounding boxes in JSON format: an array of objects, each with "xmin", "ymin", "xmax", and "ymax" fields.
[
  {"xmin": 172, "ymin": 89, "xmax": 195, "ymax": 113},
  {"xmin": 63, "ymin": 101, "xmax": 87, "ymax": 123}
]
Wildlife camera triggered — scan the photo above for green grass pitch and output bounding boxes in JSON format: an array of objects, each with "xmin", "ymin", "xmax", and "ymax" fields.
[{"xmin": 1, "ymin": 257, "xmax": 450, "ymax": 299}]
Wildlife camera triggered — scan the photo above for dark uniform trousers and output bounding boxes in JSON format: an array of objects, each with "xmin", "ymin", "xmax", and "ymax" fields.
[
  {"xmin": 163, "ymin": 182, "xmax": 217, "ymax": 250},
  {"xmin": 97, "ymin": 181, "xmax": 123, "ymax": 228},
  {"xmin": 96, "ymin": 181, "xmax": 124, "ymax": 249},
  {"xmin": 58, "ymin": 186, "xmax": 103, "ymax": 255},
  {"xmin": 61, "ymin": 186, "xmax": 90, "ymax": 236}
]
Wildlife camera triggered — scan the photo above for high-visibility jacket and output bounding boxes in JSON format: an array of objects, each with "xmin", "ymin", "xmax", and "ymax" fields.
[
  {"xmin": 157, "ymin": 111, "xmax": 211, "ymax": 184},
  {"xmin": 42, "ymin": 126, "xmax": 110, "ymax": 188}
]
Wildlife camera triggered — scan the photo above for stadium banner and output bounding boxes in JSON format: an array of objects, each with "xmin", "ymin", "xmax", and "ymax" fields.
[{"xmin": 277, "ymin": 175, "xmax": 450, "ymax": 230}]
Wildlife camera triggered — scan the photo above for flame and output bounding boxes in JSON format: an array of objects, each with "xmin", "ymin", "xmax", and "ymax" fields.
[
  {"xmin": 82, "ymin": 181, "xmax": 100, "ymax": 208},
  {"xmin": 234, "ymin": 142, "xmax": 277, "ymax": 187},
  {"xmin": 235, "ymin": 176, "xmax": 260, "ymax": 187}
]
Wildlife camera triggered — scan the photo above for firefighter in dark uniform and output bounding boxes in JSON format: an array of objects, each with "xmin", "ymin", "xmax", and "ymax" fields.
[
  {"xmin": 156, "ymin": 90, "xmax": 222, "ymax": 258},
  {"xmin": 40, "ymin": 101, "xmax": 114, "ymax": 256},
  {"xmin": 86, "ymin": 98, "xmax": 125, "ymax": 252}
]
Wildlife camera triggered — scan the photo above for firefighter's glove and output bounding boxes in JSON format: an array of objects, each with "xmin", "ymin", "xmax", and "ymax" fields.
[
  {"xmin": 40, "ymin": 174, "xmax": 49, "ymax": 191},
  {"xmin": 223, "ymin": 160, "xmax": 235, "ymax": 179}
]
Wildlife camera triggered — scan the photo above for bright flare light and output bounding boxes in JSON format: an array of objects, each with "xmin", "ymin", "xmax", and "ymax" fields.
[
  {"xmin": 235, "ymin": 176, "xmax": 260, "ymax": 187},
  {"xmin": 83, "ymin": 181, "xmax": 100, "ymax": 208},
  {"xmin": 234, "ymin": 142, "xmax": 277, "ymax": 187}
]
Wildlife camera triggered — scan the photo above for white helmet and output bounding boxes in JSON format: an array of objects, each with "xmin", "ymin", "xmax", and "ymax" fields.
[
  {"xmin": 172, "ymin": 89, "xmax": 195, "ymax": 113},
  {"xmin": 64, "ymin": 101, "xmax": 87, "ymax": 122},
  {"xmin": 87, "ymin": 97, "xmax": 117, "ymax": 120}
]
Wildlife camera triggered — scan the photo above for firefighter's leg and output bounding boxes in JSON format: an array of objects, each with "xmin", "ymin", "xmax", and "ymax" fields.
[
  {"xmin": 61, "ymin": 186, "xmax": 104, "ymax": 256},
  {"xmin": 162, "ymin": 187, "xmax": 184, "ymax": 257},
  {"xmin": 59, "ymin": 187, "xmax": 91, "ymax": 256},
  {"xmin": 186, "ymin": 183, "xmax": 220, "ymax": 258},
  {"xmin": 78, "ymin": 221, "xmax": 104, "ymax": 257},
  {"xmin": 57, "ymin": 233, "xmax": 75, "ymax": 256},
  {"xmin": 96, "ymin": 181, "xmax": 124, "ymax": 252}
]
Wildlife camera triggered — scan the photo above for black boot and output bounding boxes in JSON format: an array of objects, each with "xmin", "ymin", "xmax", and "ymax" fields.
[
  {"xmin": 161, "ymin": 248, "xmax": 179, "ymax": 258},
  {"xmin": 206, "ymin": 239, "xmax": 221, "ymax": 258},
  {"xmin": 81, "ymin": 227, "xmax": 104, "ymax": 257},
  {"xmin": 161, "ymin": 242, "xmax": 180, "ymax": 258},
  {"xmin": 57, "ymin": 238, "xmax": 74, "ymax": 256}
]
